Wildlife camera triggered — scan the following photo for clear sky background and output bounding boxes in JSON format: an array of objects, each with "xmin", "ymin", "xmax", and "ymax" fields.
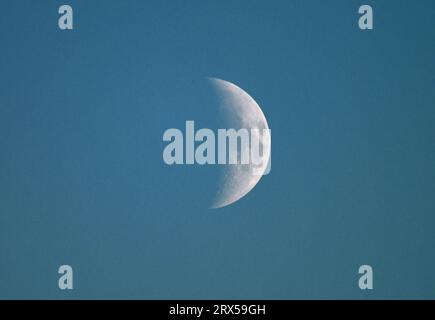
[{"xmin": 1, "ymin": 0, "xmax": 435, "ymax": 299}]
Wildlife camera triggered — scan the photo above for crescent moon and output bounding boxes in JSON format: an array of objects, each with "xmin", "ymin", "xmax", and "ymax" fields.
[{"xmin": 209, "ymin": 78, "xmax": 271, "ymax": 209}]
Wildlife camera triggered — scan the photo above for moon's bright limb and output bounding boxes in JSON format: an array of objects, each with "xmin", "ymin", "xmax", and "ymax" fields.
[{"xmin": 209, "ymin": 78, "xmax": 271, "ymax": 209}]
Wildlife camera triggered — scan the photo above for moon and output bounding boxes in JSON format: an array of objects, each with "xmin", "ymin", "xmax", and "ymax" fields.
[{"xmin": 209, "ymin": 78, "xmax": 271, "ymax": 209}]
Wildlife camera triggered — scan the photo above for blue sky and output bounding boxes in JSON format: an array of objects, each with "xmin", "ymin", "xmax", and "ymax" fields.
[{"xmin": 1, "ymin": 0, "xmax": 435, "ymax": 299}]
